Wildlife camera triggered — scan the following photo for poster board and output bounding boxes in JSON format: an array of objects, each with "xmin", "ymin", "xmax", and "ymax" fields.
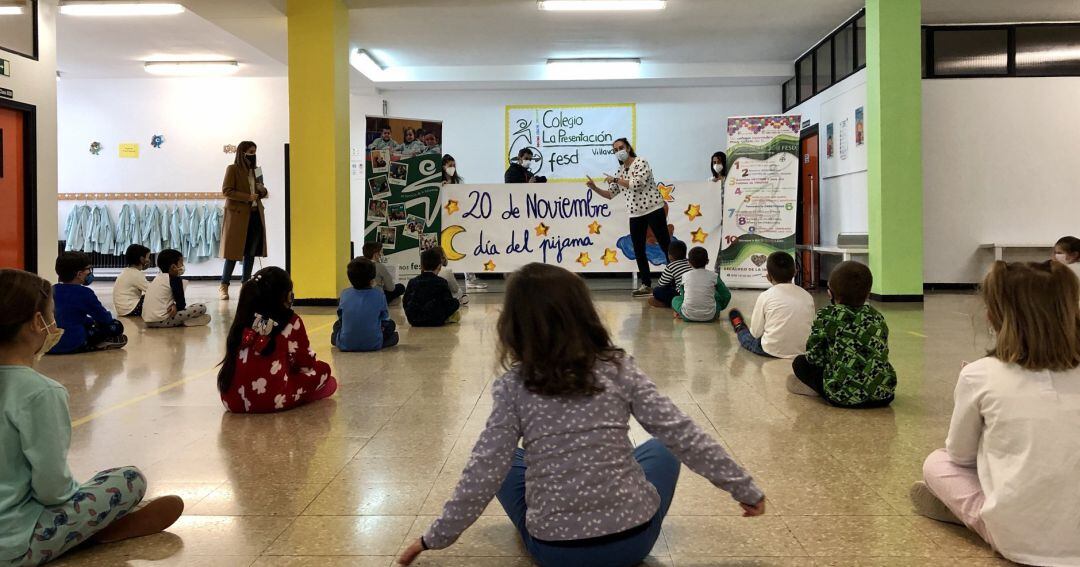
[
  {"xmin": 820, "ymin": 81, "xmax": 867, "ymax": 179},
  {"xmin": 363, "ymin": 116, "xmax": 444, "ymax": 278},
  {"xmin": 504, "ymin": 104, "xmax": 636, "ymax": 183},
  {"xmin": 718, "ymin": 115, "xmax": 801, "ymax": 288},
  {"xmin": 440, "ymin": 181, "xmax": 721, "ymax": 273}
]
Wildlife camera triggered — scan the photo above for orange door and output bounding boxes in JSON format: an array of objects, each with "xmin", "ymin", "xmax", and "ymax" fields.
[
  {"xmin": 0, "ymin": 107, "xmax": 27, "ymax": 269},
  {"xmin": 799, "ymin": 134, "xmax": 820, "ymax": 288}
]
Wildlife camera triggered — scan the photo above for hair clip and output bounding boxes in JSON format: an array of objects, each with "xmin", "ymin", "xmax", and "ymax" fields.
[{"xmin": 251, "ymin": 313, "xmax": 278, "ymax": 336}]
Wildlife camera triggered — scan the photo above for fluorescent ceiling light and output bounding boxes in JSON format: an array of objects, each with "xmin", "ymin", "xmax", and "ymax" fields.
[
  {"xmin": 546, "ymin": 58, "xmax": 641, "ymax": 80},
  {"xmin": 60, "ymin": 2, "xmax": 184, "ymax": 16},
  {"xmin": 539, "ymin": 1, "xmax": 665, "ymax": 11},
  {"xmin": 350, "ymin": 49, "xmax": 386, "ymax": 81},
  {"xmin": 0, "ymin": 6, "xmax": 24, "ymax": 16},
  {"xmin": 144, "ymin": 60, "xmax": 239, "ymax": 77}
]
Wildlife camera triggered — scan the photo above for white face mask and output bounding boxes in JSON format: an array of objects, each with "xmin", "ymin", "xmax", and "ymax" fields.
[
  {"xmin": 445, "ymin": 166, "xmax": 456, "ymax": 177},
  {"xmin": 713, "ymin": 164, "xmax": 724, "ymax": 175},
  {"xmin": 35, "ymin": 313, "xmax": 64, "ymax": 361},
  {"xmin": 1055, "ymin": 253, "xmax": 1071, "ymax": 264},
  {"xmin": 615, "ymin": 149, "xmax": 629, "ymax": 162}
]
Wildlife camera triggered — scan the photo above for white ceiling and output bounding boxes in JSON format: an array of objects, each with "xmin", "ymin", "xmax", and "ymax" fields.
[
  {"xmin": 55, "ymin": 0, "xmax": 1080, "ymax": 87},
  {"xmin": 56, "ymin": 0, "xmax": 286, "ymax": 79}
]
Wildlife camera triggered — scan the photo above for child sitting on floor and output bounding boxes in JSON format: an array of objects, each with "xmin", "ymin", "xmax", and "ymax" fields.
[
  {"xmin": 1052, "ymin": 235, "xmax": 1080, "ymax": 281},
  {"xmin": 436, "ymin": 247, "xmax": 468, "ymax": 305},
  {"xmin": 332, "ymin": 256, "xmax": 400, "ymax": 352},
  {"xmin": 648, "ymin": 240, "xmax": 692, "ymax": 309},
  {"xmin": 49, "ymin": 252, "xmax": 127, "ymax": 354},
  {"xmin": 672, "ymin": 247, "xmax": 731, "ymax": 322},
  {"xmin": 728, "ymin": 251, "xmax": 815, "ymax": 358},
  {"xmin": 397, "ymin": 263, "xmax": 765, "ymax": 567},
  {"xmin": 363, "ymin": 242, "xmax": 406, "ymax": 304},
  {"xmin": 113, "ymin": 244, "xmax": 151, "ymax": 318},
  {"xmin": 143, "ymin": 249, "xmax": 210, "ymax": 328},
  {"xmin": 0, "ymin": 269, "xmax": 183, "ymax": 565},
  {"xmin": 218, "ymin": 267, "xmax": 338, "ymax": 413},
  {"xmin": 911, "ymin": 260, "xmax": 1080, "ymax": 565},
  {"xmin": 404, "ymin": 248, "xmax": 461, "ymax": 327},
  {"xmin": 788, "ymin": 261, "xmax": 896, "ymax": 408}
]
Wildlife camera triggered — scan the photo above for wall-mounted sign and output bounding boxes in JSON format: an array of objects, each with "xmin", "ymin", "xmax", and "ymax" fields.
[
  {"xmin": 118, "ymin": 143, "xmax": 140, "ymax": 159},
  {"xmin": 0, "ymin": 58, "xmax": 10, "ymax": 77},
  {"xmin": 0, "ymin": 88, "xmax": 12, "ymax": 100}
]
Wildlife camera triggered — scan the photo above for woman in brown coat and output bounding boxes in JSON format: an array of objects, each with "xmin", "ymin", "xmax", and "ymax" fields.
[{"xmin": 219, "ymin": 140, "xmax": 268, "ymax": 299}]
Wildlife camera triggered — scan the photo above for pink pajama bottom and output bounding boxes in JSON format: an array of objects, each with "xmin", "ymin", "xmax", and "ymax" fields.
[{"xmin": 922, "ymin": 448, "xmax": 994, "ymax": 546}]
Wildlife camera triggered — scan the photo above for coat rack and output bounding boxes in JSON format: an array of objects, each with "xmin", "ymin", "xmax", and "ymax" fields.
[{"xmin": 58, "ymin": 192, "xmax": 222, "ymax": 201}]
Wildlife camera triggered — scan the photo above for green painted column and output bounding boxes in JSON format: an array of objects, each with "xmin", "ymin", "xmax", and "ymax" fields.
[{"xmin": 866, "ymin": 0, "xmax": 923, "ymax": 300}]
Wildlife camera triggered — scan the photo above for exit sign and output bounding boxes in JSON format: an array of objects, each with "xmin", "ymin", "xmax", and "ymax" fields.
[{"xmin": 0, "ymin": 58, "xmax": 9, "ymax": 77}]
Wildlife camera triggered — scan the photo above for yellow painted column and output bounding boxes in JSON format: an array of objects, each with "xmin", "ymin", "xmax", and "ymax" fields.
[{"xmin": 287, "ymin": 0, "xmax": 350, "ymax": 301}]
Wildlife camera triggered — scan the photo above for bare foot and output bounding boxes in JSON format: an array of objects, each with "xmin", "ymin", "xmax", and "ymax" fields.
[{"xmin": 91, "ymin": 495, "xmax": 184, "ymax": 544}]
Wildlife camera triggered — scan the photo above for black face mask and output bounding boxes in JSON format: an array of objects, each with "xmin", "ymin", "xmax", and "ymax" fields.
[{"xmin": 245, "ymin": 155, "xmax": 257, "ymax": 168}]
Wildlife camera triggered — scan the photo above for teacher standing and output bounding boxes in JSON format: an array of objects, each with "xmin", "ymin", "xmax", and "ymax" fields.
[
  {"xmin": 219, "ymin": 140, "xmax": 268, "ymax": 300},
  {"xmin": 587, "ymin": 138, "xmax": 671, "ymax": 298}
]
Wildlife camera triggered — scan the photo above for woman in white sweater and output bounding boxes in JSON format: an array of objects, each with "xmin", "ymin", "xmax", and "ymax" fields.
[{"xmin": 912, "ymin": 260, "xmax": 1080, "ymax": 566}]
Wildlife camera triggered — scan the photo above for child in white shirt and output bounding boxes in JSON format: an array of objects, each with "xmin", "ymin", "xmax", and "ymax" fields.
[
  {"xmin": 113, "ymin": 244, "xmax": 151, "ymax": 317},
  {"xmin": 436, "ymin": 247, "xmax": 468, "ymax": 305},
  {"xmin": 727, "ymin": 252, "xmax": 814, "ymax": 358},
  {"xmin": 672, "ymin": 247, "xmax": 731, "ymax": 322},
  {"xmin": 1052, "ymin": 235, "xmax": 1080, "ymax": 282},
  {"xmin": 912, "ymin": 260, "xmax": 1080, "ymax": 566},
  {"xmin": 143, "ymin": 249, "xmax": 210, "ymax": 328}
]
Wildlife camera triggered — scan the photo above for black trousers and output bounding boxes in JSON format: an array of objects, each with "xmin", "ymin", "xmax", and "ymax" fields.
[
  {"xmin": 792, "ymin": 355, "xmax": 894, "ymax": 409},
  {"xmin": 629, "ymin": 208, "xmax": 671, "ymax": 287},
  {"xmin": 221, "ymin": 210, "xmax": 264, "ymax": 284}
]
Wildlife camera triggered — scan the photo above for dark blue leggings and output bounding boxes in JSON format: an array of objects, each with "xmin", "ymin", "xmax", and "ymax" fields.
[{"xmin": 495, "ymin": 439, "xmax": 680, "ymax": 567}]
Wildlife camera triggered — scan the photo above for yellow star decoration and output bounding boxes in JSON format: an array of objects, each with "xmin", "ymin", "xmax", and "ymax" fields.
[
  {"xmin": 684, "ymin": 204, "xmax": 702, "ymax": 222},
  {"xmin": 601, "ymin": 248, "xmax": 619, "ymax": 266},
  {"xmin": 444, "ymin": 199, "xmax": 460, "ymax": 215},
  {"xmin": 577, "ymin": 252, "xmax": 592, "ymax": 267},
  {"xmin": 588, "ymin": 220, "xmax": 602, "ymax": 235},
  {"xmin": 483, "ymin": 259, "xmax": 497, "ymax": 272},
  {"xmin": 535, "ymin": 222, "xmax": 550, "ymax": 236},
  {"xmin": 691, "ymin": 227, "xmax": 709, "ymax": 244},
  {"xmin": 657, "ymin": 183, "xmax": 675, "ymax": 202}
]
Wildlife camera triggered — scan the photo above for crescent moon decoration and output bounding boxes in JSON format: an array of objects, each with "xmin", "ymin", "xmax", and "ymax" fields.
[{"xmin": 440, "ymin": 225, "xmax": 466, "ymax": 261}]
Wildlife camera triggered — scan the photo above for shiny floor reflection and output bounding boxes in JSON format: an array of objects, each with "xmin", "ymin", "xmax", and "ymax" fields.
[{"xmin": 42, "ymin": 282, "xmax": 1010, "ymax": 566}]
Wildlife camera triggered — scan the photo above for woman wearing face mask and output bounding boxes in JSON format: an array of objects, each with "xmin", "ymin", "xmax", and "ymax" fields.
[
  {"xmin": 441, "ymin": 154, "xmax": 486, "ymax": 290},
  {"xmin": 441, "ymin": 154, "xmax": 462, "ymax": 185},
  {"xmin": 587, "ymin": 138, "xmax": 671, "ymax": 297},
  {"xmin": 219, "ymin": 140, "xmax": 269, "ymax": 300},
  {"xmin": 710, "ymin": 151, "xmax": 728, "ymax": 183},
  {"xmin": 0, "ymin": 269, "xmax": 184, "ymax": 565}
]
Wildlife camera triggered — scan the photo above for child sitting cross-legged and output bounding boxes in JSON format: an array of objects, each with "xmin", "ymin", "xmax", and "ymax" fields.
[
  {"xmin": 404, "ymin": 248, "xmax": 461, "ymax": 327},
  {"xmin": 0, "ymin": 269, "xmax": 183, "ymax": 566},
  {"xmin": 143, "ymin": 249, "xmax": 210, "ymax": 328},
  {"xmin": 363, "ymin": 242, "xmax": 406, "ymax": 304},
  {"xmin": 911, "ymin": 260, "xmax": 1080, "ymax": 565},
  {"xmin": 113, "ymin": 244, "xmax": 151, "ymax": 318},
  {"xmin": 49, "ymin": 252, "xmax": 127, "ymax": 354},
  {"xmin": 332, "ymin": 256, "xmax": 400, "ymax": 352},
  {"xmin": 648, "ymin": 240, "xmax": 691, "ymax": 309},
  {"xmin": 728, "ymin": 251, "xmax": 815, "ymax": 358},
  {"xmin": 218, "ymin": 267, "xmax": 338, "ymax": 413},
  {"xmin": 788, "ymin": 261, "xmax": 896, "ymax": 408},
  {"xmin": 672, "ymin": 246, "xmax": 731, "ymax": 322},
  {"xmin": 397, "ymin": 263, "xmax": 765, "ymax": 567}
]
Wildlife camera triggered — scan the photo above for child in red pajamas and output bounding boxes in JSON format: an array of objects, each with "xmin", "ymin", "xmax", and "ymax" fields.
[{"xmin": 217, "ymin": 267, "xmax": 337, "ymax": 414}]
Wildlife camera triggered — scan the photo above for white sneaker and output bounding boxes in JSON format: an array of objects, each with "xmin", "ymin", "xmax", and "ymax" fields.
[
  {"xmin": 631, "ymin": 285, "xmax": 653, "ymax": 298},
  {"xmin": 466, "ymin": 280, "xmax": 488, "ymax": 290}
]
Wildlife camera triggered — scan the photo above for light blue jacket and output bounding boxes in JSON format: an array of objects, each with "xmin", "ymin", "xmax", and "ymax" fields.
[{"xmin": 63, "ymin": 205, "xmax": 89, "ymax": 251}]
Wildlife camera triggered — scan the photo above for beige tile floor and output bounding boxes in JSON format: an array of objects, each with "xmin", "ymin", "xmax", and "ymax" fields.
[{"xmin": 38, "ymin": 281, "xmax": 1011, "ymax": 566}]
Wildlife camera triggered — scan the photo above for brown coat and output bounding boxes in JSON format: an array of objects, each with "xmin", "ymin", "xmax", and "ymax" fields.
[{"xmin": 220, "ymin": 164, "xmax": 269, "ymax": 260}]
